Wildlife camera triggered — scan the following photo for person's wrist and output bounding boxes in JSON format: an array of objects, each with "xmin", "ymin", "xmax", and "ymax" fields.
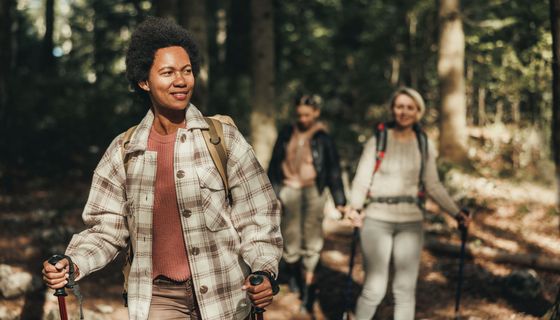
[{"xmin": 251, "ymin": 270, "xmax": 280, "ymax": 295}]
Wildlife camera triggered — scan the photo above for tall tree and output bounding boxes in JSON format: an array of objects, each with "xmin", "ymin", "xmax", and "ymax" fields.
[
  {"xmin": 551, "ymin": 0, "xmax": 560, "ymax": 215},
  {"xmin": 180, "ymin": 1, "xmax": 209, "ymax": 112},
  {"xmin": 437, "ymin": 0, "xmax": 468, "ymax": 163},
  {"xmin": 42, "ymin": 0, "xmax": 55, "ymax": 69},
  {"xmin": 0, "ymin": 0, "xmax": 12, "ymax": 120},
  {"xmin": 250, "ymin": 0, "xmax": 276, "ymax": 167},
  {"xmin": 153, "ymin": 0, "xmax": 178, "ymax": 21}
]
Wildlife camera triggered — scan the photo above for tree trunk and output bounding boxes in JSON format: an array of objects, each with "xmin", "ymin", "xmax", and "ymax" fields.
[
  {"xmin": 495, "ymin": 100, "xmax": 504, "ymax": 124},
  {"xmin": 478, "ymin": 86, "xmax": 486, "ymax": 126},
  {"xmin": 425, "ymin": 238, "xmax": 560, "ymax": 272},
  {"xmin": 250, "ymin": 0, "xmax": 276, "ymax": 168},
  {"xmin": 511, "ymin": 98, "xmax": 521, "ymax": 124},
  {"xmin": 180, "ymin": 1, "xmax": 209, "ymax": 112},
  {"xmin": 0, "ymin": 0, "xmax": 12, "ymax": 119},
  {"xmin": 550, "ymin": 0, "xmax": 560, "ymax": 232},
  {"xmin": 43, "ymin": 0, "xmax": 55, "ymax": 69},
  {"xmin": 153, "ymin": 0, "xmax": 178, "ymax": 21},
  {"xmin": 0, "ymin": 0, "xmax": 12, "ymax": 178},
  {"xmin": 437, "ymin": 0, "xmax": 468, "ymax": 163}
]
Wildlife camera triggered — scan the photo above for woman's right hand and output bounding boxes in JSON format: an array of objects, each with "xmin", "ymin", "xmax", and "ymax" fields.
[
  {"xmin": 347, "ymin": 209, "xmax": 365, "ymax": 228},
  {"xmin": 42, "ymin": 258, "xmax": 71, "ymax": 289}
]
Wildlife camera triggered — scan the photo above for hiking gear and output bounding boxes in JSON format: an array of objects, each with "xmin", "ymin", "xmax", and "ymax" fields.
[
  {"xmin": 48, "ymin": 254, "xmax": 84, "ymax": 320},
  {"xmin": 342, "ymin": 226, "xmax": 360, "ymax": 320},
  {"xmin": 368, "ymin": 195, "xmax": 420, "ymax": 205},
  {"xmin": 120, "ymin": 114, "xmax": 235, "ymax": 307},
  {"xmin": 251, "ymin": 271, "xmax": 280, "ymax": 296},
  {"xmin": 454, "ymin": 209, "xmax": 470, "ymax": 319},
  {"xmin": 366, "ymin": 122, "xmax": 428, "ymax": 209},
  {"xmin": 249, "ymin": 275, "xmax": 265, "ymax": 320}
]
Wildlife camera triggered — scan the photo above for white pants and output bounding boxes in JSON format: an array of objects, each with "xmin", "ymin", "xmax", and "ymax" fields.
[{"xmin": 355, "ymin": 218, "xmax": 424, "ymax": 320}]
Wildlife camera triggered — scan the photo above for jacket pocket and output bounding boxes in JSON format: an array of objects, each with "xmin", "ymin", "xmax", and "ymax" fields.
[{"xmin": 196, "ymin": 165, "xmax": 230, "ymax": 231}]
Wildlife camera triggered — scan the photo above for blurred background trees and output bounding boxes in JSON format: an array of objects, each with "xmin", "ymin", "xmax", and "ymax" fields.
[{"xmin": 0, "ymin": 0, "xmax": 556, "ymax": 192}]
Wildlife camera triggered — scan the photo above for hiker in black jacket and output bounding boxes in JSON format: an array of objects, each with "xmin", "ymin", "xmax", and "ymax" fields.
[{"xmin": 268, "ymin": 94, "xmax": 347, "ymax": 314}]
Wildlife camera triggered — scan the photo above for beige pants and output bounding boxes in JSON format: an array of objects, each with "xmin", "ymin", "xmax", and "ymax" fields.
[
  {"xmin": 148, "ymin": 278, "xmax": 200, "ymax": 320},
  {"xmin": 279, "ymin": 185, "xmax": 326, "ymax": 273}
]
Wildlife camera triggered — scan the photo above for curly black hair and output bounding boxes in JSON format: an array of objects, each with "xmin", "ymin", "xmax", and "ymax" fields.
[{"xmin": 125, "ymin": 16, "xmax": 200, "ymax": 103}]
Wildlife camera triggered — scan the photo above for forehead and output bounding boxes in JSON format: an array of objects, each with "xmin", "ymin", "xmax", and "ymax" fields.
[
  {"xmin": 394, "ymin": 94, "xmax": 417, "ymax": 106},
  {"xmin": 296, "ymin": 104, "xmax": 317, "ymax": 114},
  {"xmin": 152, "ymin": 46, "xmax": 191, "ymax": 65}
]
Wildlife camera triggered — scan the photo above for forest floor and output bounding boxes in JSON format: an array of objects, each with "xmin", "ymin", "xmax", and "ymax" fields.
[{"xmin": 0, "ymin": 169, "xmax": 558, "ymax": 320}]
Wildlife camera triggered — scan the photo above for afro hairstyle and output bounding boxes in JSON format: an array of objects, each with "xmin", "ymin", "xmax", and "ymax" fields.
[{"xmin": 125, "ymin": 16, "xmax": 200, "ymax": 103}]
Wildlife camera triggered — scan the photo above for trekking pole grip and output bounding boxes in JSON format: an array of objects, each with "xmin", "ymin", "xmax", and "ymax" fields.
[
  {"xmin": 47, "ymin": 254, "xmax": 68, "ymax": 297},
  {"xmin": 249, "ymin": 275, "xmax": 265, "ymax": 313}
]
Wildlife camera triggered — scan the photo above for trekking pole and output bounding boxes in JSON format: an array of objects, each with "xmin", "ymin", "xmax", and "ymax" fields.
[
  {"xmin": 47, "ymin": 254, "xmax": 84, "ymax": 320},
  {"xmin": 249, "ymin": 275, "xmax": 265, "ymax": 320},
  {"xmin": 342, "ymin": 226, "xmax": 360, "ymax": 320},
  {"xmin": 48, "ymin": 255, "xmax": 69, "ymax": 320},
  {"xmin": 454, "ymin": 210, "xmax": 470, "ymax": 320}
]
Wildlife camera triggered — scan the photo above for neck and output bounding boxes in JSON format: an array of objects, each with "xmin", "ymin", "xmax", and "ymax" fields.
[
  {"xmin": 152, "ymin": 106, "xmax": 187, "ymax": 135},
  {"xmin": 391, "ymin": 124, "xmax": 415, "ymax": 140}
]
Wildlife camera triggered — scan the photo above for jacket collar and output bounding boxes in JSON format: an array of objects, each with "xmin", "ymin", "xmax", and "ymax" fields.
[{"xmin": 124, "ymin": 103, "xmax": 208, "ymax": 154}]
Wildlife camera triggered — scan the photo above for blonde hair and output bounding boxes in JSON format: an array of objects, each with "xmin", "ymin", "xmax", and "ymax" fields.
[{"xmin": 389, "ymin": 87, "xmax": 426, "ymax": 121}]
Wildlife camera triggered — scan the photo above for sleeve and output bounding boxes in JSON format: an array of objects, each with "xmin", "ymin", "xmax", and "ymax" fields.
[
  {"xmin": 64, "ymin": 135, "xmax": 130, "ymax": 280},
  {"xmin": 423, "ymin": 140, "xmax": 461, "ymax": 217},
  {"xmin": 227, "ymin": 128, "xmax": 283, "ymax": 275},
  {"xmin": 350, "ymin": 136, "xmax": 377, "ymax": 210},
  {"xmin": 324, "ymin": 134, "xmax": 347, "ymax": 206}
]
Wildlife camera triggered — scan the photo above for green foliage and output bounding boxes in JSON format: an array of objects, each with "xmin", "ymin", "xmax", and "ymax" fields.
[{"xmin": 1, "ymin": 0, "xmax": 554, "ymax": 188}]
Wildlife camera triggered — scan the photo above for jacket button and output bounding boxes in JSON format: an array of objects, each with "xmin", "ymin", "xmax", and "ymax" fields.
[
  {"xmin": 176, "ymin": 170, "xmax": 185, "ymax": 179},
  {"xmin": 200, "ymin": 285, "xmax": 208, "ymax": 294},
  {"xmin": 182, "ymin": 209, "xmax": 192, "ymax": 217},
  {"xmin": 191, "ymin": 247, "xmax": 200, "ymax": 255},
  {"xmin": 180, "ymin": 134, "xmax": 187, "ymax": 143}
]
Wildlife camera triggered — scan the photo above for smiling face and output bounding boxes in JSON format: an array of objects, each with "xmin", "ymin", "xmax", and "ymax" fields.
[
  {"xmin": 392, "ymin": 93, "xmax": 420, "ymax": 129},
  {"xmin": 138, "ymin": 46, "xmax": 195, "ymax": 112}
]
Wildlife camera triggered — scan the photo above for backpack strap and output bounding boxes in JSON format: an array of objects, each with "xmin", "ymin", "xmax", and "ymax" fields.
[
  {"xmin": 202, "ymin": 116, "xmax": 231, "ymax": 201},
  {"xmin": 413, "ymin": 124, "xmax": 429, "ymax": 204},
  {"xmin": 119, "ymin": 125, "xmax": 137, "ymax": 307},
  {"xmin": 121, "ymin": 125, "xmax": 138, "ymax": 307},
  {"xmin": 121, "ymin": 125, "xmax": 138, "ymax": 174}
]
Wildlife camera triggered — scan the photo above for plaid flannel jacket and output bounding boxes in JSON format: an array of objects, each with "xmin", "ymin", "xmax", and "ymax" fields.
[{"xmin": 65, "ymin": 105, "xmax": 283, "ymax": 320}]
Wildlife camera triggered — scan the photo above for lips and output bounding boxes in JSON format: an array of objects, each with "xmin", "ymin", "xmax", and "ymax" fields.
[{"xmin": 171, "ymin": 92, "xmax": 189, "ymax": 101}]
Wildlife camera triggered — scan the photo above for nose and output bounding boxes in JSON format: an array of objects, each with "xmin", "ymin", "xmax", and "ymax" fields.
[{"xmin": 173, "ymin": 71, "xmax": 187, "ymax": 87}]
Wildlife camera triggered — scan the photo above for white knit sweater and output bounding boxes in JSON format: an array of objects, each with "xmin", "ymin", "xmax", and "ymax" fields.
[{"xmin": 351, "ymin": 130, "xmax": 460, "ymax": 223}]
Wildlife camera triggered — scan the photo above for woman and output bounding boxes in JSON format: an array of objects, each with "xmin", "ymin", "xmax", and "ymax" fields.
[
  {"xmin": 268, "ymin": 94, "xmax": 346, "ymax": 313},
  {"xmin": 41, "ymin": 17, "xmax": 282, "ymax": 320},
  {"xmin": 348, "ymin": 87, "xmax": 470, "ymax": 320}
]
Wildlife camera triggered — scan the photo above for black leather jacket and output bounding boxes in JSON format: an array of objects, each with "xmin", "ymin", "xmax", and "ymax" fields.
[{"xmin": 268, "ymin": 124, "xmax": 347, "ymax": 207}]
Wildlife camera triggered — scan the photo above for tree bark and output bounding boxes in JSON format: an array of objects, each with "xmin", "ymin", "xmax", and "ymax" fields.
[
  {"xmin": 153, "ymin": 0, "xmax": 178, "ymax": 21},
  {"xmin": 250, "ymin": 0, "xmax": 276, "ymax": 168},
  {"xmin": 495, "ymin": 100, "xmax": 503, "ymax": 124},
  {"xmin": 550, "ymin": 0, "xmax": 560, "ymax": 232},
  {"xmin": 478, "ymin": 86, "xmax": 486, "ymax": 126},
  {"xmin": 180, "ymin": 1, "xmax": 209, "ymax": 112},
  {"xmin": 437, "ymin": 0, "xmax": 468, "ymax": 163},
  {"xmin": 43, "ymin": 0, "xmax": 55, "ymax": 69},
  {"xmin": 0, "ymin": 0, "xmax": 12, "ymax": 191}
]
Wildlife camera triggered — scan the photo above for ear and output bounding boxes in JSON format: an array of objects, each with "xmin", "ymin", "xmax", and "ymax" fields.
[
  {"xmin": 314, "ymin": 108, "xmax": 321, "ymax": 118},
  {"xmin": 138, "ymin": 80, "xmax": 150, "ymax": 92}
]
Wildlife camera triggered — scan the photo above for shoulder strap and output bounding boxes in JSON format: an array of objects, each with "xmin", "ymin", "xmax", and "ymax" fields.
[
  {"xmin": 413, "ymin": 124, "xmax": 428, "ymax": 204},
  {"xmin": 121, "ymin": 125, "xmax": 138, "ymax": 174},
  {"xmin": 119, "ymin": 125, "xmax": 137, "ymax": 307},
  {"xmin": 202, "ymin": 117, "xmax": 230, "ymax": 200},
  {"xmin": 374, "ymin": 122, "xmax": 388, "ymax": 174}
]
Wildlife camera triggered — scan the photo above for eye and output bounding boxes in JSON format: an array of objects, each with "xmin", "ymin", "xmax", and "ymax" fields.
[
  {"xmin": 161, "ymin": 70, "xmax": 173, "ymax": 76},
  {"xmin": 183, "ymin": 68, "xmax": 192, "ymax": 75}
]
